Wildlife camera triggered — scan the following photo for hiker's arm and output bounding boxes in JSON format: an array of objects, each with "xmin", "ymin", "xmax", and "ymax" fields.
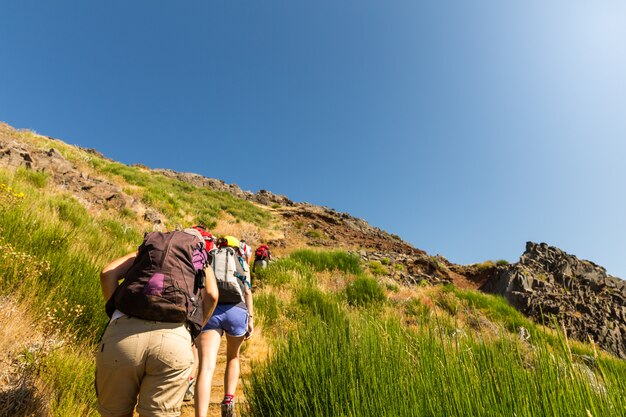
[
  {"xmin": 201, "ymin": 265, "xmax": 218, "ymax": 325},
  {"xmin": 100, "ymin": 252, "xmax": 136, "ymax": 301},
  {"xmin": 244, "ymin": 285, "xmax": 254, "ymax": 339}
]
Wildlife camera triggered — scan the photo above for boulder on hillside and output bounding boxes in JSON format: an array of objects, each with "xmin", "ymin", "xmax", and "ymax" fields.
[{"xmin": 481, "ymin": 242, "xmax": 626, "ymax": 359}]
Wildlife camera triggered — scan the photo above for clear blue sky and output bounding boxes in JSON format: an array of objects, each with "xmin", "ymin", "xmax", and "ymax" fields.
[{"xmin": 1, "ymin": 1, "xmax": 625, "ymax": 278}]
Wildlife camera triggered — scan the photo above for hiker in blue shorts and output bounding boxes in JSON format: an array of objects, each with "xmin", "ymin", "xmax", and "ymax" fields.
[{"xmin": 194, "ymin": 235, "xmax": 254, "ymax": 417}]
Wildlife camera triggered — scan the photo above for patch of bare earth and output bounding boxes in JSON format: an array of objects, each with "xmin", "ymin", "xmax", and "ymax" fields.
[{"xmin": 177, "ymin": 326, "xmax": 269, "ymax": 417}]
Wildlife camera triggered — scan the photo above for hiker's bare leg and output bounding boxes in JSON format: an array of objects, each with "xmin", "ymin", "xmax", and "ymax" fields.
[
  {"xmin": 224, "ymin": 334, "xmax": 245, "ymax": 396},
  {"xmin": 194, "ymin": 330, "xmax": 222, "ymax": 417},
  {"xmin": 191, "ymin": 344, "xmax": 198, "ymax": 377}
]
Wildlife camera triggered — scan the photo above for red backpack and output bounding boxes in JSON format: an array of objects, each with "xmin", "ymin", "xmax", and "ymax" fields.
[
  {"xmin": 194, "ymin": 226, "xmax": 215, "ymax": 251},
  {"xmin": 255, "ymin": 245, "xmax": 270, "ymax": 260},
  {"xmin": 105, "ymin": 230, "xmax": 209, "ymax": 337}
]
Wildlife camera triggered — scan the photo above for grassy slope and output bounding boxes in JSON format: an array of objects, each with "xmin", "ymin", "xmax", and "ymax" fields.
[
  {"xmin": 0, "ymin": 129, "xmax": 274, "ymax": 416},
  {"xmin": 248, "ymin": 255, "xmax": 626, "ymax": 417},
  {"xmin": 0, "ymin": 129, "xmax": 625, "ymax": 416}
]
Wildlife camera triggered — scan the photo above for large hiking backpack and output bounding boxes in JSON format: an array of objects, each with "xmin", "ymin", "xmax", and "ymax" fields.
[
  {"xmin": 212, "ymin": 247, "xmax": 249, "ymax": 304},
  {"xmin": 255, "ymin": 245, "xmax": 270, "ymax": 260},
  {"xmin": 106, "ymin": 230, "xmax": 209, "ymax": 337}
]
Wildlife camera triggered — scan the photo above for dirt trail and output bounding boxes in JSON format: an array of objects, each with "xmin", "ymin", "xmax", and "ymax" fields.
[{"xmin": 179, "ymin": 338, "xmax": 252, "ymax": 417}]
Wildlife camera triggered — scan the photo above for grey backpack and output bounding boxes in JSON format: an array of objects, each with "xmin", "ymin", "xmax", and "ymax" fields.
[{"xmin": 212, "ymin": 247, "xmax": 249, "ymax": 304}]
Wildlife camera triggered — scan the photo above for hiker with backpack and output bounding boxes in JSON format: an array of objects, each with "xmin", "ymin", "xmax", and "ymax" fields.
[
  {"xmin": 252, "ymin": 244, "xmax": 272, "ymax": 272},
  {"xmin": 184, "ymin": 225, "xmax": 217, "ymax": 402},
  {"xmin": 96, "ymin": 228, "xmax": 219, "ymax": 417},
  {"xmin": 194, "ymin": 235, "xmax": 254, "ymax": 417},
  {"xmin": 239, "ymin": 239, "xmax": 252, "ymax": 265}
]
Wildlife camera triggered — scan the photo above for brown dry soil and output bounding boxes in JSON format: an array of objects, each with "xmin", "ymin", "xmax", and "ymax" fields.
[{"xmin": 178, "ymin": 338, "xmax": 253, "ymax": 417}]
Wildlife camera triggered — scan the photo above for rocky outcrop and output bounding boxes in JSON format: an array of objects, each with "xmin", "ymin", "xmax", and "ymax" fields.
[
  {"xmin": 481, "ymin": 242, "xmax": 626, "ymax": 358},
  {"xmin": 154, "ymin": 169, "xmax": 253, "ymax": 201},
  {"xmin": 155, "ymin": 168, "xmax": 417, "ymax": 254},
  {"xmin": 154, "ymin": 170, "xmax": 298, "ymax": 208},
  {"xmin": 0, "ymin": 130, "xmax": 163, "ymax": 225}
]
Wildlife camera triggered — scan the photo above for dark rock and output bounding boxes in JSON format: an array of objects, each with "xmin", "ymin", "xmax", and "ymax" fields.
[
  {"xmin": 481, "ymin": 242, "xmax": 626, "ymax": 359},
  {"xmin": 144, "ymin": 209, "xmax": 163, "ymax": 225}
]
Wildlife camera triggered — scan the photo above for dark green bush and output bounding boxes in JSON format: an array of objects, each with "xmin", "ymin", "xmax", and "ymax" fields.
[{"xmin": 346, "ymin": 275, "xmax": 386, "ymax": 307}]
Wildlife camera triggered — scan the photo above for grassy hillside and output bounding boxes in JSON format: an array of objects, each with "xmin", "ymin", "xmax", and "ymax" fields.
[{"xmin": 1, "ymin": 129, "xmax": 625, "ymax": 416}]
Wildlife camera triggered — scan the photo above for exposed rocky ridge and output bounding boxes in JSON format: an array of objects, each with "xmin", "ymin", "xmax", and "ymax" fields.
[
  {"xmin": 479, "ymin": 242, "xmax": 626, "ymax": 358},
  {"xmin": 155, "ymin": 169, "xmax": 419, "ymax": 255},
  {"xmin": 0, "ymin": 124, "xmax": 163, "ymax": 226}
]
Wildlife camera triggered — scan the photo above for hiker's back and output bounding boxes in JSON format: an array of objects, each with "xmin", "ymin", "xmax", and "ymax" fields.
[
  {"xmin": 108, "ymin": 229, "xmax": 208, "ymax": 335},
  {"xmin": 212, "ymin": 245, "xmax": 249, "ymax": 304},
  {"xmin": 253, "ymin": 244, "xmax": 271, "ymax": 271},
  {"xmin": 96, "ymin": 228, "xmax": 218, "ymax": 417}
]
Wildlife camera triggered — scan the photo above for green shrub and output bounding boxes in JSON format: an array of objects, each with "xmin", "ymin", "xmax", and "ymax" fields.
[
  {"xmin": 40, "ymin": 345, "xmax": 98, "ymax": 417},
  {"xmin": 100, "ymin": 218, "xmax": 141, "ymax": 245},
  {"xmin": 368, "ymin": 260, "xmax": 389, "ymax": 276},
  {"xmin": 289, "ymin": 250, "xmax": 362, "ymax": 275},
  {"xmin": 305, "ymin": 229, "xmax": 323, "ymax": 239},
  {"xmin": 496, "ymin": 259, "xmax": 510, "ymax": 266},
  {"xmin": 346, "ymin": 275, "xmax": 386, "ymax": 308},
  {"xmin": 445, "ymin": 286, "xmax": 539, "ymax": 336},
  {"xmin": 435, "ymin": 289, "xmax": 461, "ymax": 315},
  {"xmin": 475, "ymin": 260, "xmax": 496, "ymax": 271},
  {"xmin": 297, "ymin": 286, "xmax": 345, "ymax": 324}
]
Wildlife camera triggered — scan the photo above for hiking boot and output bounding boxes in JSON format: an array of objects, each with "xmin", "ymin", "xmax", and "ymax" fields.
[
  {"xmin": 221, "ymin": 401, "xmax": 235, "ymax": 417},
  {"xmin": 183, "ymin": 378, "xmax": 195, "ymax": 402}
]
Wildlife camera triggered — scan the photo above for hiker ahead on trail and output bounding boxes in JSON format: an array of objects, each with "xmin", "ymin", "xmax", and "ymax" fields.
[
  {"xmin": 194, "ymin": 224, "xmax": 216, "ymax": 252},
  {"xmin": 252, "ymin": 244, "xmax": 272, "ymax": 272},
  {"xmin": 96, "ymin": 228, "xmax": 218, "ymax": 417},
  {"xmin": 195, "ymin": 235, "xmax": 254, "ymax": 417},
  {"xmin": 239, "ymin": 239, "xmax": 252, "ymax": 265}
]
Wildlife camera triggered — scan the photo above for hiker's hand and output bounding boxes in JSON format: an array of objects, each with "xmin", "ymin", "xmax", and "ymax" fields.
[{"xmin": 245, "ymin": 320, "xmax": 254, "ymax": 340}]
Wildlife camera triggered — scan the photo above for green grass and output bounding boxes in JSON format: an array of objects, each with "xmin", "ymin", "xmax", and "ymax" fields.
[
  {"xmin": 254, "ymin": 292, "xmax": 283, "ymax": 326},
  {"xmin": 288, "ymin": 249, "xmax": 362, "ymax": 275},
  {"xmin": 255, "ymin": 258, "xmax": 314, "ymax": 286},
  {"xmin": 245, "ymin": 310, "xmax": 626, "ymax": 417},
  {"xmin": 368, "ymin": 260, "xmax": 389, "ymax": 275},
  {"xmin": 345, "ymin": 275, "xmax": 386, "ymax": 307},
  {"xmin": 88, "ymin": 158, "xmax": 270, "ymax": 228},
  {"xmin": 444, "ymin": 285, "xmax": 542, "ymax": 336},
  {"xmin": 39, "ymin": 345, "xmax": 98, "ymax": 416},
  {"xmin": 15, "ymin": 166, "xmax": 49, "ymax": 188},
  {"xmin": 0, "ymin": 169, "xmax": 142, "ymax": 416}
]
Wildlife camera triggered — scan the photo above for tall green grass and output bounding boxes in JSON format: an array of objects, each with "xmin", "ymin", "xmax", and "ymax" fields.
[
  {"xmin": 255, "ymin": 257, "xmax": 315, "ymax": 286},
  {"xmin": 245, "ymin": 309, "xmax": 626, "ymax": 417},
  {"xmin": 0, "ymin": 170, "xmax": 140, "ymax": 416},
  {"xmin": 246, "ymin": 253, "xmax": 626, "ymax": 417},
  {"xmin": 288, "ymin": 249, "xmax": 362, "ymax": 275},
  {"xmin": 345, "ymin": 275, "xmax": 386, "ymax": 307}
]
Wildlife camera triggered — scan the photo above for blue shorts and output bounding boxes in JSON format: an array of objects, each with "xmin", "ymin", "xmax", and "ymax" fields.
[{"xmin": 202, "ymin": 304, "xmax": 248, "ymax": 337}]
